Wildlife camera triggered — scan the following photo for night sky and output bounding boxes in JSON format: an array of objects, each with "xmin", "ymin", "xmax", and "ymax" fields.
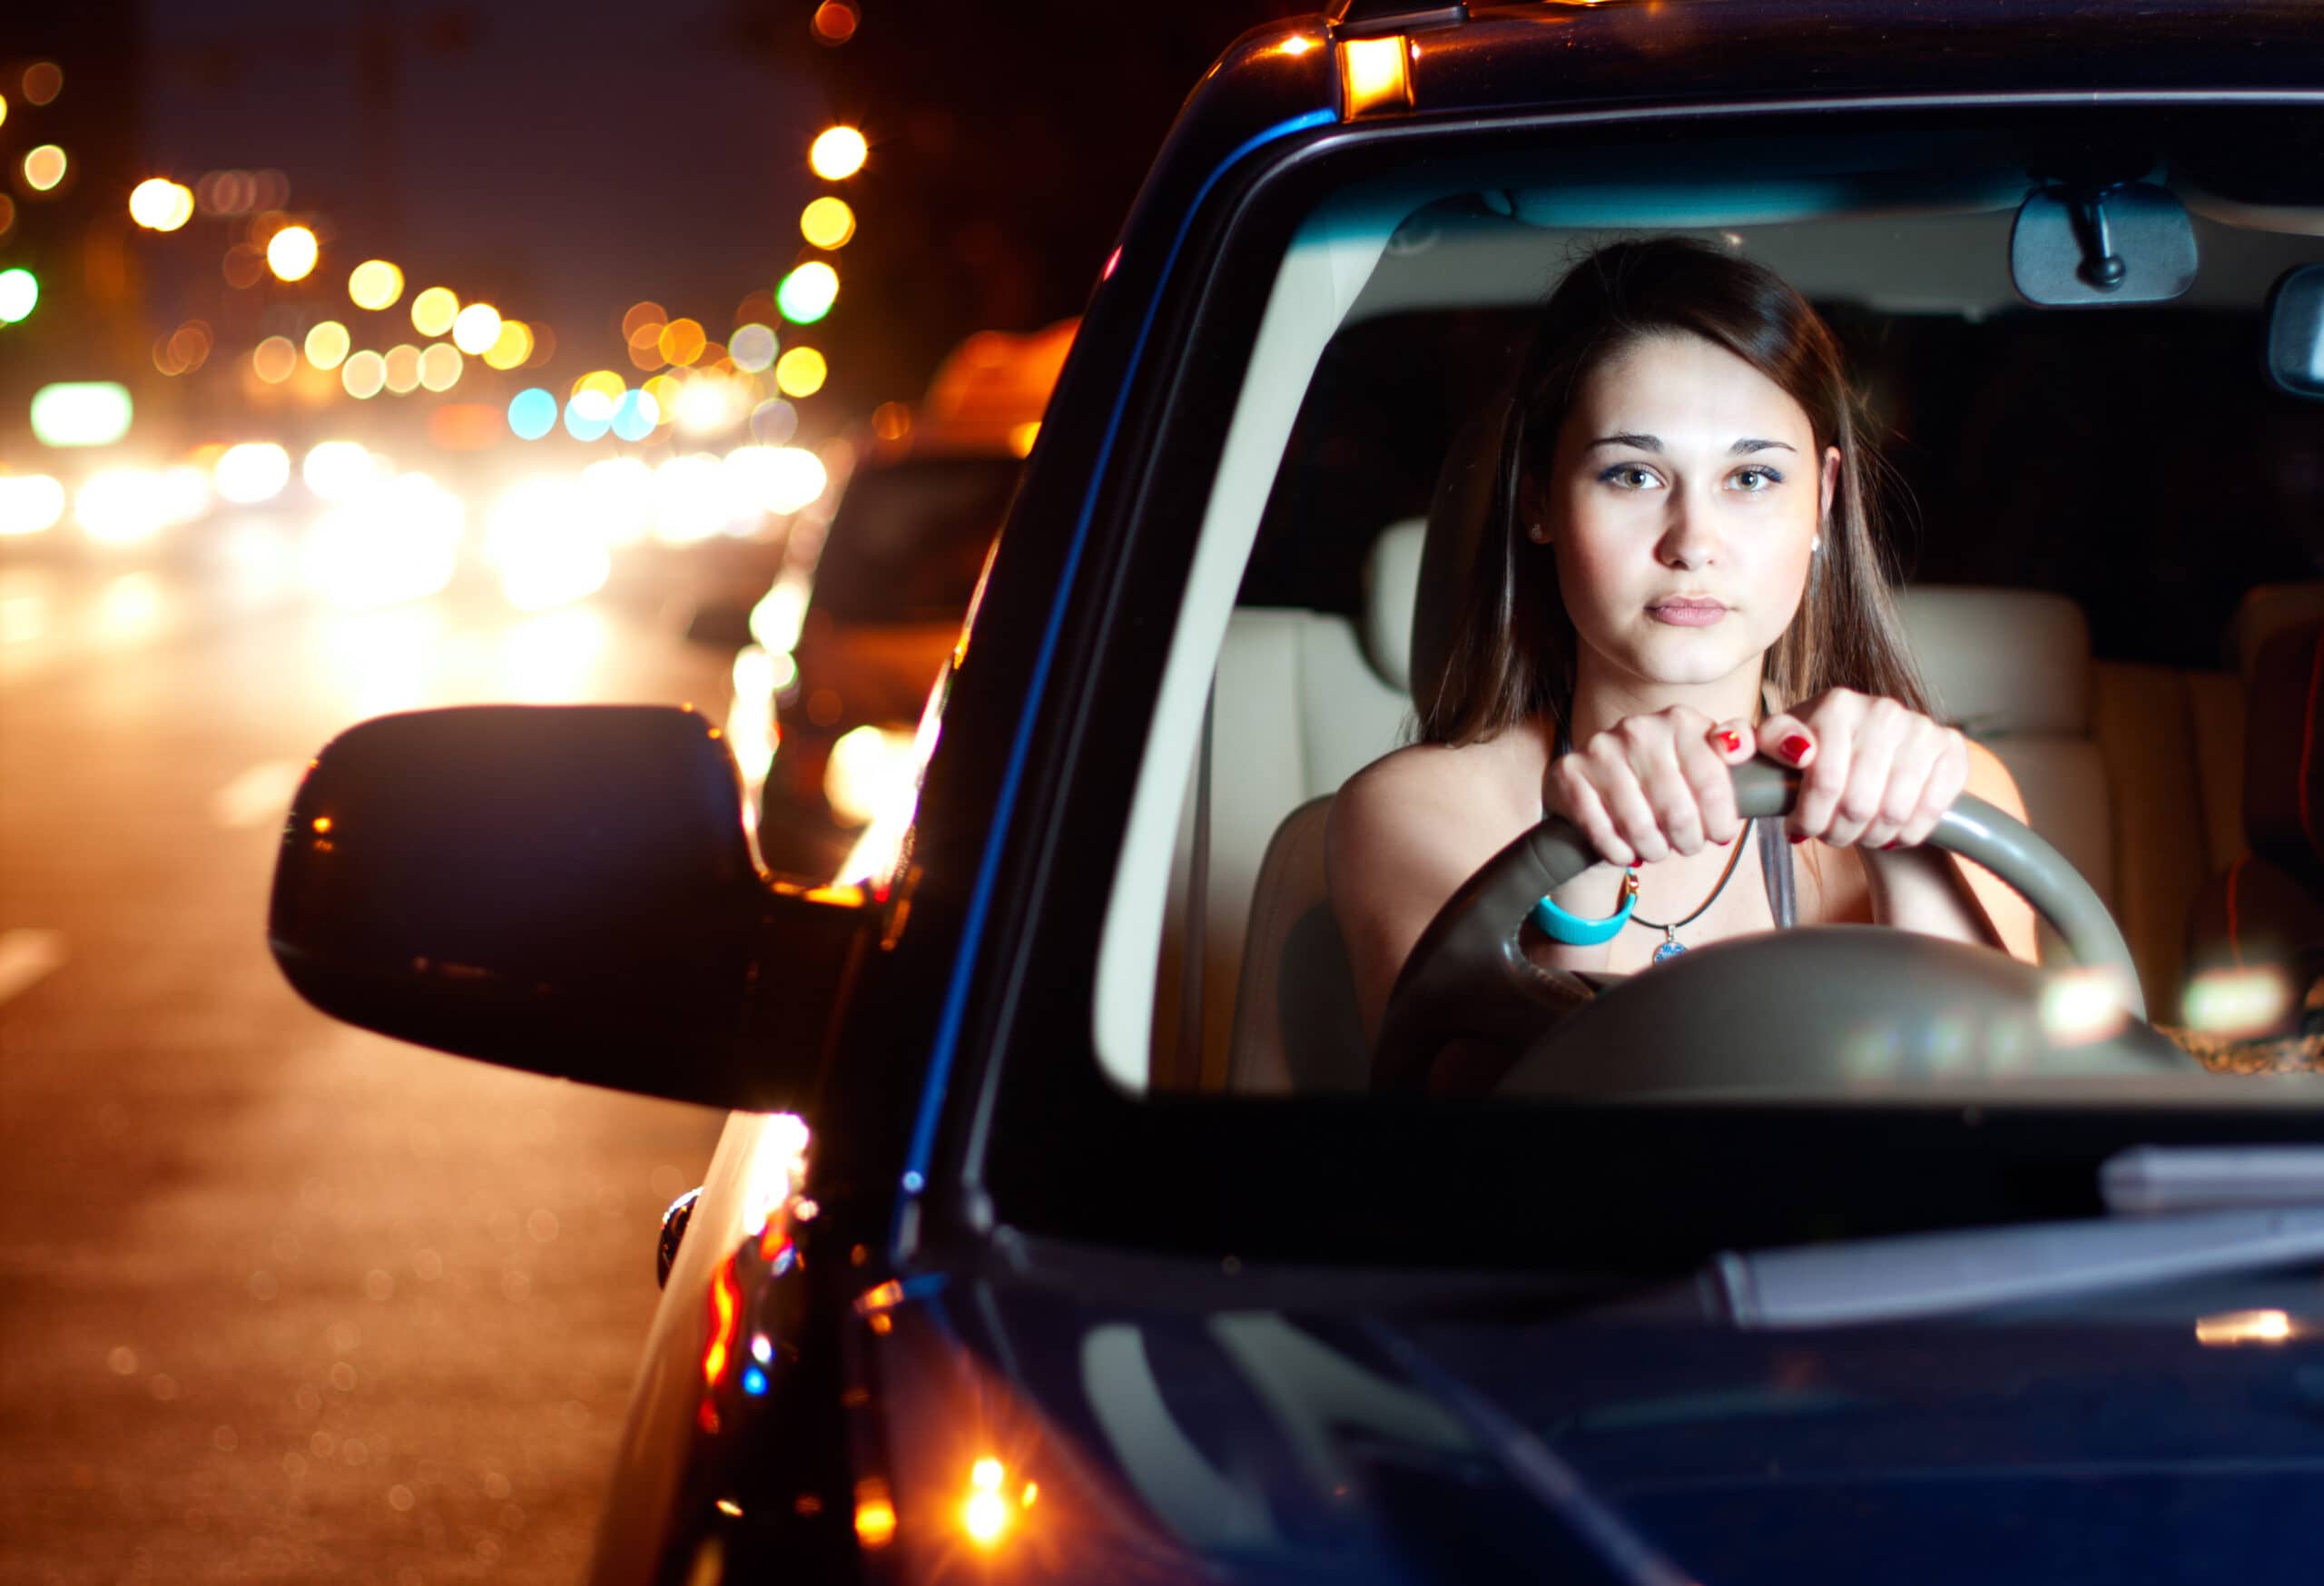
[{"xmin": 0, "ymin": 0, "xmax": 1312, "ymax": 448}]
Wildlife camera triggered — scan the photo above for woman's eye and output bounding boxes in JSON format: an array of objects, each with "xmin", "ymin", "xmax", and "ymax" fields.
[
  {"xmin": 1730, "ymin": 467, "xmax": 1782, "ymax": 492},
  {"xmin": 1600, "ymin": 465, "xmax": 1661, "ymax": 490}
]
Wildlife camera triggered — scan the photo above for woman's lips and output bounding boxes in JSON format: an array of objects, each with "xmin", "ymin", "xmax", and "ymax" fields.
[{"xmin": 1648, "ymin": 598, "xmax": 1727, "ymax": 627}]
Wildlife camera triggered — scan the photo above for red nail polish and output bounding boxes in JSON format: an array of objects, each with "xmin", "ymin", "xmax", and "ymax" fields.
[
  {"xmin": 1881, "ymin": 840, "xmax": 1900, "ymax": 850},
  {"xmin": 1781, "ymin": 734, "xmax": 1812, "ymax": 763},
  {"xmin": 1715, "ymin": 729, "xmax": 1741, "ymax": 754},
  {"xmin": 1788, "ymin": 832, "xmax": 1807, "ymax": 845}
]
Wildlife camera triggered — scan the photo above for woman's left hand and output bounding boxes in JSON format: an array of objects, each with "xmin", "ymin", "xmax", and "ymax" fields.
[{"xmin": 1756, "ymin": 689, "xmax": 1970, "ymax": 850}]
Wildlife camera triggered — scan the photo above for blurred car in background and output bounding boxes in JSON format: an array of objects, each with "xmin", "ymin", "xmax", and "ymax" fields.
[{"xmin": 747, "ymin": 318, "xmax": 1074, "ymax": 879}]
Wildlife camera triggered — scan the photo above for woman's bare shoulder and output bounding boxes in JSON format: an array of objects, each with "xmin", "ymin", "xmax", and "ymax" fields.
[{"xmin": 1333, "ymin": 737, "xmax": 1527, "ymax": 839}]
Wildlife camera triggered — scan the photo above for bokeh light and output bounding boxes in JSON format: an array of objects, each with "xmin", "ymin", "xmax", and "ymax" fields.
[
  {"xmin": 215, "ymin": 443, "xmax": 291, "ymax": 505},
  {"xmin": 24, "ymin": 145, "xmax": 67, "ymax": 192},
  {"xmin": 801, "ymin": 196, "xmax": 857, "ymax": 250},
  {"xmin": 507, "ymin": 388, "xmax": 558, "ymax": 440},
  {"xmin": 304, "ymin": 320, "xmax": 351, "ymax": 369},
  {"xmin": 774, "ymin": 347, "xmax": 827, "ymax": 398},
  {"xmin": 812, "ymin": 2, "xmax": 859, "ymax": 44},
  {"xmin": 777, "ymin": 262, "xmax": 839, "ymax": 325},
  {"xmin": 483, "ymin": 319, "xmax": 534, "ymax": 370},
  {"xmin": 301, "ymin": 440, "xmax": 378, "ymax": 501},
  {"xmin": 810, "ymin": 125, "xmax": 868, "ymax": 181},
  {"xmin": 23, "ymin": 64, "xmax": 63, "ymax": 105},
  {"xmin": 579, "ymin": 457, "xmax": 655, "ymax": 544},
  {"xmin": 574, "ymin": 369, "xmax": 626, "ymax": 406},
  {"xmin": 564, "ymin": 392, "xmax": 613, "ymax": 443},
  {"xmin": 0, "ymin": 267, "xmax": 41, "ymax": 323},
  {"xmin": 220, "ymin": 243, "xmax": 265, "ymax": 290},
  {"xmin": 640, "ymin": 374, "xmax": 683, "ymax": 432},
  {"xmin": 154, "ymin": 320, "xmax": 213, "ymax": 377},
  {"xmin": 349, "ymin": 260, "xmax": 404, "ymax": 310},
  {"xmin": 410, "ymin": 287, "xmax": 458, "ymax": 338},
  {"xmin": 621, "ymin": 300, "xmax": 666, "ymax": 340},
  {"xmin": 418, "ymin": 342, "xmax": 464, "ymax": 392},
  {"xmin": 0, "ymin": 474, "xmax": 67, "ymax": 537},
  {"xmin": 727, "ymin": 445, "xmax": 828, "ymax": 515},
  {"xmin": 451, "ymin": 302, "xmax": 502, "ymax": 356},
  {"xmin": 266, "ymin": 225, "xmax": 319, "ymax": 282},
  {"xmin": 75, "ymin": 468, "xmax": 171, "ymax": 544},
  {"xmin": 0, "ymin": 195, "xmax": 15, "ymax": 235},
  {"xmin": 382, "ymin": 344, "xmax": 423, "ymax": 395},
  {"xmin": 30, "ymin": 382, "xmax": 133, "ymax": 447},
  {"xmin": 129, "ymin": 178, "xmax": 195, "ymax": 231},
  {"xmin": 675, "ymin": 370, "xmax": 748, "ymax": 435},
  {"xmin": 611, "ymin": 389, "xmax": 661, "ymax": 442},
  {"xmin": 749, "ymin": 398, "xmax": 799, "ymax": 445},
  {"xmin": 659, "ymin": 317, "xmax": 707, "ymax": 368},
  {"xmin": 0, "ymin": 94, "xmax": 7, "ymax": 131},
  {"xmin": 872, "ymin": 401, "xmax": 911, "ymax": 441},
  {"xmin": 487, "ymin": 479, "xmax": 613, "ymax": 612},
  {"xmin": 252, "ymin": 336, "xmax": 299, "ymax": 384},
  {"xmin": 731, "ymin": 323, "xmax": 778, "ymax": 373},
  {"xmin": 304, "ymin": 474, "xmax": 464, "ymax": 609},
  {"xmin": 341, "ymin": 350, "xmax": 388, "ymax": 399}
]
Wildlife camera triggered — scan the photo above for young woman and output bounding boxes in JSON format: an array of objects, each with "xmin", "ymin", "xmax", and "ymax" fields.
[{"xmin": 1327, "ymin": 237, "xmax": 2040, "ymax": 1091}]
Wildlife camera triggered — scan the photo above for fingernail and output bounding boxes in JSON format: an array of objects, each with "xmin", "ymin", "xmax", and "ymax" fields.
[
  {"xmin": 1715, "ymin": 729, "xmax": 1741, "ymax": 754},
  {"xmin": 1781, "ymin": 734, "xmax": 1812, "ymax": 763},
  {"xmin": 1788, "ymin": 832, "xmax": 1808, "ymax": 845},
  {"xmin": 1880, "ymin": 840, "xmax": 1900, "ymax": 850}
]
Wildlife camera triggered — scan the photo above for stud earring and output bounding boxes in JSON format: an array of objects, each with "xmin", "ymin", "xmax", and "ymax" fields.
[{"xmin": 1528, "ymin": 522, "xmax": 1550, "ymax": 543}]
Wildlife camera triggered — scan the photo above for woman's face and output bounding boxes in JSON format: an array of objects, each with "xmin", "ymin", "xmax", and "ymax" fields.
[{"xmin": 1540, "ymin": 330, "xmax": 1838, "ymax": 693}]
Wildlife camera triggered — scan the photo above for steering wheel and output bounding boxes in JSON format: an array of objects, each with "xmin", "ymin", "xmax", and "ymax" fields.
[{"xmin": 1370, "ymin": 759, "xmax": 2195, "ymax": 1096}]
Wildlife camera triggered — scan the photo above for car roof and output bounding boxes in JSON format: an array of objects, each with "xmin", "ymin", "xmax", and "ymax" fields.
[{"xmin": 1223, "ymin": 2, "xmax": 2324, "ymax": 125}]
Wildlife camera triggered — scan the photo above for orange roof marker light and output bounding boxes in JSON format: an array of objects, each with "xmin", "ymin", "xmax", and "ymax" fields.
[{"xmin": 1338, "ymin": 33, "xmax": 1413, "ymax": 118}]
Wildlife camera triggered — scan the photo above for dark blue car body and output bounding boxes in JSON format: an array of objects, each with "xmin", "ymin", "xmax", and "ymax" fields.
[{"xmin": 432, "ymin": 5, "xmax": 2324, "ymax": 1581}]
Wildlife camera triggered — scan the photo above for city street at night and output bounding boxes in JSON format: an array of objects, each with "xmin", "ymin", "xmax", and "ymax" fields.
[
  {"xmin": 0, "ymin": 536, "xmax": 736, "ymax": 1583},
  {"xmin": 11, "ymin": 3, "xmax": 2324, "ymax": 1585}
]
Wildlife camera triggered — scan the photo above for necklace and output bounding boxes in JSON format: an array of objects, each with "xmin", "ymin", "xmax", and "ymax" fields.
[{"xmin": 1628, "ymin": 823, "xmax": 1752, "ymax": 963}]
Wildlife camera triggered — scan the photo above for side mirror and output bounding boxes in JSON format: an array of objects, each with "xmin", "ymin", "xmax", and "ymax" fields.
[
  {"xmin": 268, "ymin": 704, "xmax": 872, "ymax": 1111},
  {"xmin": 2266, "ymin": 264, "xmax": 2324, "ymax": 399}
]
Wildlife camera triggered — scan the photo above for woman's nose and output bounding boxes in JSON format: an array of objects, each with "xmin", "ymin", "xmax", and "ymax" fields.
[{"xmin": 1656, "ymin": 489, "xmax": 1719, "ymax": 566}]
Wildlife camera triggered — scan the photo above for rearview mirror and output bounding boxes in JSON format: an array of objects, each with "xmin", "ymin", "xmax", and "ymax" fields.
[
  {"xmin": 268, "ymin": 704, "xmax": 871, "ymax": 1111},
  {"xmin": 2266, "ymin": 264, "xmax": 2324, "ymax": 399},
  {"xmin": 2010, "ymin": 182, "xmax": 2197, "ymax": 307}
]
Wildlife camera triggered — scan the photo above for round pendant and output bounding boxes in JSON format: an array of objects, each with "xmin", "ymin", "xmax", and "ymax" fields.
[{"xmin": 1652, "ymin": 938, "xmax": 1687, "ymax": 964}]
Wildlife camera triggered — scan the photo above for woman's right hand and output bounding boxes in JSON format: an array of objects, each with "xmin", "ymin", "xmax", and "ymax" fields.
[{"xmin": 1545, "ymin": 705, "xmax": 1769, "ymax": 867}]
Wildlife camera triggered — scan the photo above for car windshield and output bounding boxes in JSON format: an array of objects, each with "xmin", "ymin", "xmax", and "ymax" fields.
[
  {"xmin": 805, "ymin": 453, "xmax": 1021, "ymax": 624},
  {"xmin": 1075, "ymin": 105, "xmax": 2324, "ymax": 1123}
]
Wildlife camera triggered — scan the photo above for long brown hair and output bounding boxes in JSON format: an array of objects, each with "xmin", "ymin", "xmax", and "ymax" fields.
[{"xmin": 1419, "ymin": 237, "xmax": 1930, "ymax": 745}]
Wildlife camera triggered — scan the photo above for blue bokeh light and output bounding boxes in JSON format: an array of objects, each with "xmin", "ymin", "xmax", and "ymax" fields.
[
  {"xmin": 507, "ymin": 388, "xmax": 557, "ymax": 440},
  {"xmin": 610, "ymin": 389, "xmax": 656, "ymax": 443},
  {"xmin": 742, "ymin": 1366, "xmax": 769, "ymax": 1397},
  {"xmin": 563, "ymin": 395, "xmax": 612, "ymax": 443}
]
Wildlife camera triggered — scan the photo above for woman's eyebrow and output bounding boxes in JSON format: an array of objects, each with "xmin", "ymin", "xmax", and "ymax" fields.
[{"xmin": 1582, "ymin": 434, "xmax": 1797, "ymax": 455}]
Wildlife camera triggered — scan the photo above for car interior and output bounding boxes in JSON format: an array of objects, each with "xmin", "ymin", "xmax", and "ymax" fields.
[{"xmin": 1088, "ymin": 117, "xmax": 2324, "ymax": 1098}]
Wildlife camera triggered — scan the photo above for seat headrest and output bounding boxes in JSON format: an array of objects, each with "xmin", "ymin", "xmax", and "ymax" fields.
[
  {"xmin": 1891, "ymin": 586, "xmax": 2092, "ymax": 737},
  {"xmin": 2244, "ymin": 617, "xmax": 2324, "ymax": 890},
  {"xmin": 1363, "ymin": 519, "xmax": 1427, "ymax": 693},
  {"xmin": 2228, "ymin": 582, "xmax": 2324, "ymax": 682}
]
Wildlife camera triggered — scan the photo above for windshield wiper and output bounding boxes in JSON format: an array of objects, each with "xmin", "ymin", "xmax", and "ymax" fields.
[{"xmin": 1705, "ymin": 1146, "xmax": 2324, "ymax": 1329}]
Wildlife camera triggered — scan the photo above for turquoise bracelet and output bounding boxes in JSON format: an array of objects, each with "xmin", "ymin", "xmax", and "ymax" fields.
[{"xmin": 1530, "ymin": 868, "xmax": 1640, "ymax": 946}]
